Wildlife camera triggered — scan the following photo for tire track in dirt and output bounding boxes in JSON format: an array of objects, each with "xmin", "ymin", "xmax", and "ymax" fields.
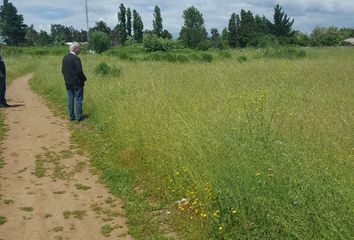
[{"xmin": 0, "ymin": 74, "xmax": 133, "ymax": 240}]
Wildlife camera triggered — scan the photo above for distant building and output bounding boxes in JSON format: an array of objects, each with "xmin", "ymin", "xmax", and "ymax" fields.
[
  {"xmin": 66, "ymin": 42, "xmax": 88, "ymax": 46},
  {"xmin": 343, "ymin": 38, "xmax": 354, "ymax": 46}
]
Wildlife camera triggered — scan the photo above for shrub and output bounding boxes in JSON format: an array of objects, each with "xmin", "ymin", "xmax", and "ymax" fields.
[
  {"xmin": 196, "ymin": 40, "xmax": 210, "ymax": 51},
  {"xmin": 120, "ymin": 53, "xmax": 135, "ymax": 60},
  {"xmin": 94, "ymin": 62, "xmax": 121, "ymax": 76},
  {"xmin": 145, "ymin": 52, "xmax": 165, "ymax": 61},
  {"xmin": 248, "ymin": 34, "xmax": 279, "ymax": 48},
  {"xmin": 32, "ymin": 49, "xmax": 49, "ymax": 55},
  {"xmin": 91, "ymin": 31, "xmax": 111, "ymax": 54},
  {"xmin": 143, "ymin": 33, "xmax": 182, "ymax": 52},
  {"xmin": 237, "ymin": 55, "xmax": 248, "ymax": 63},
  {"xmin": 219, "ymin": 51, "xmax": 232, "ymax": 59},
  {"xmin": 260, "ymin": 47, "xmax": 306, "ymax": 59},
  {"xmin": 165, "ymin": 53, "xmax": 177, "ymax": 62},
  {"xmin": 124, "ymin": 36, "xmax": 134, "ymax": 46},
  {"xmin": 176, "ymin": 54, "xmax": 189, "ymax": 63},
  {"xmin": 1, "ymin": 47, "xmax": 23, "ymax": 56},
  {"xmin": 143, "ymin": 33, "xmax": 165, "ymax": 52},
  {"xmin": 200, "ymin": 53, "xmax": 213, "ymax": 62}
]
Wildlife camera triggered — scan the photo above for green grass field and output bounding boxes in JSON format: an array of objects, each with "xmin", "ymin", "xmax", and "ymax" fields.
[{"xmin": 4, "ymin": 47, "xmax": 354, "ymax": 239}]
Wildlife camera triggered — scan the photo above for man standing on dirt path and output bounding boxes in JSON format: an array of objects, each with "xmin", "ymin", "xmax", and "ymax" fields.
[
  {"xmin": 0, "ymin": 54, "xmax": 10, "ymax": 108},
  {"xmin": 62, "ymin": 42, "xmax": 87, "ymax": 121}
]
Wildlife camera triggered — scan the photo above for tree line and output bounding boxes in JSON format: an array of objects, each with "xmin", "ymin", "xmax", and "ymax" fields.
[{"xmin": 0, "ymin": 0, "xmax": 353, "ymax": 51}]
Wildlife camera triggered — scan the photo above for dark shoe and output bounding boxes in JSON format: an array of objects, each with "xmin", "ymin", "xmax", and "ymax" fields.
[
  {"xmin": 76, "ymin": 115, "xmax": 85, "ymax": 122},
  {"xmin": 3, "ymin": 102, "xmax": 10, "ymax": 107}
]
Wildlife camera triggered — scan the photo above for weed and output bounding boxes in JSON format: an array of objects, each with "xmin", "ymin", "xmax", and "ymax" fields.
[
  {"xmin": 17, "ymin": 167, "xmax": 27, "ymax": 174},
  {"xmin": 33, "ymin": 153, "xmax": 50, "ymax": 178},
  {"xmin": 102, "ymin": 217, "xmax": 114, "ymax": 222},
  {"xmin": 260, "ymin": 47, "xmax": 306, "ymax": 59},
  {"xmin": 53, "ymin": 191, "xmax": 66, "ymax": 194},
  {"xmin": 72, "ymin": 210, "xmax": 86, "ymax": 220},
  {"xmin": 63, "ymin": 210, "xmax": 86, "ymax": 220},
  {"xmin": 20, "ymin": 207, "xmax": 34, "ymax": 212},
  {"xmin": 0, "ymin": 215, "xmax": 6, "ymax": 225},
  {"xmin": 63, "ymin": 211, "xmax": 71, "ymax": 219},
  {"xmin": 68, "ymin": 161, "xmax": 86, "ymax": 177},
  {"xmin": 52, "ymin": 226, "xmax": 64, "ymax": 232},
  {"xmin": 101, "ymin": 224, "xmax": 113, "ymax": 237},
  {"xmin": 200, "ymin": 53, "xmax": 213, "ymax": 62},
  {"xmin": 74, "ymin": 183, "xmax": 91, "ymax": 190},
  {"xmin": 105, "ymin": 197, "xmax": 116, "ymax": 204},
  {"xmin": 59, "ymin": 150, "xmax": 73, "ymax": 159},
  {"xmin": 237, "ymin": 55, "xmax": 248, "ymax": 63},
  {"xmin": 219, "ymin": 51, "xmax": 232, "ymax": 59},
  {"xmin": 3, "ymin": 199, "xmax": 14, "ymax": 204},
  {"xmin": 91, "ymin": 203, "xmax": 103, "ymax": 214},
  {"xmin": 95, "ymin": 62, "xmax": 121, "ymax": 77}
]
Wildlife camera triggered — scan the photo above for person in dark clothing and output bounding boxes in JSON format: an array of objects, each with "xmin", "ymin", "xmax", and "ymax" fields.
[
  {"xmin": 62, "ymin": 42, "xmax": 87, "ymax": 121},
  {"xmin": 0, "ymin": 54, "xmax": 9, "ymax": 108}
]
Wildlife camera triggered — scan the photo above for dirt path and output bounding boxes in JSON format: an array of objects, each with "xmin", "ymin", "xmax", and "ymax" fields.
[{"xmin": 0, "ymin": 74, "xmax": 133, "ymax": 240}]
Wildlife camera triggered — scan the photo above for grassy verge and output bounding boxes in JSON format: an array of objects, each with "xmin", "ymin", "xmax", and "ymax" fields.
[{"xmin": 28, "ymin": 47, "xmax": 354, "ymax": 239}]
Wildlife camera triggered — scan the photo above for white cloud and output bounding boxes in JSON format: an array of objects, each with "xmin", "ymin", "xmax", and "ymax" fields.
[{"xmin": 7, "ymin": 0, "xmax": 354, "ymax": 35}]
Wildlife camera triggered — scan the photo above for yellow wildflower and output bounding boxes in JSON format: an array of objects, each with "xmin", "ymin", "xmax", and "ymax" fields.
[{"xmin": 213, "ymin": 210, "xmax": 220, "ymax": 216}]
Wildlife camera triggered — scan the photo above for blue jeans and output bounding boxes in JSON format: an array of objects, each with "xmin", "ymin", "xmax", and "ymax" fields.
[{"xmin": 66, "ymin": 86, "xmax": 84, "ymax": 120}]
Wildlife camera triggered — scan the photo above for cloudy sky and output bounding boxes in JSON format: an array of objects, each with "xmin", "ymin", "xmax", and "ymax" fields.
[{"xmin": 8, "ymin": 0, "xmax": 354, "ymax": 35}]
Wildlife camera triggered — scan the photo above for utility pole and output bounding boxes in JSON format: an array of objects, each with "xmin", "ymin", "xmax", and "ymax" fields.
[{"xmin": 85, "ymin": 0, "xmax": 90, "ymax": 45}]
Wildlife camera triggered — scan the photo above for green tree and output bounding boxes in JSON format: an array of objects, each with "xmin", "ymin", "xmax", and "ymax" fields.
[
  {"xmin": 153, "ymin": 5, "xmax": 163, "ymax": 37},
  {"xmin": 0, "ymin": 0, "xmax": 26, "ymax": 45},
  {"xmin": 293, "ymin": 31, "xmax": 310, "ymax": 46},
  {"xmin": 254, "ymin": 15, "xmax": 272, "ymax": 34},
  {"xmin": 133, "ymin": 9, "xmax": 144, "ymax": 42},
  {"xmin": 211, "ymin": 28, "xmax": 220, "ymax": 40},
  {"xmin": 228, "ymin": 13, "xmax": 239, "ymax": 48},
  {"xmin": 25, "ymin": 25, "xmax": 38, "ymax": 46},
  {"xmin": 91, "ymin": 31, "xmax": 111, "ymax": 53},
  {"xmin": 37, "ymin": 30, "xmax": 52, "ymax": 46},
  {"xmin": 221, "ymin": 27, "xmax": 229, "ymax": 41},
  {"xmin": 239, "ymin": 9, "xmax": 255, "ymax": 47},
  {"xmin": 339, "ymin": 27, "xmax": 354, "ymax": 40},
  {"xmin": 310, "ymin": 26, "xmax": 341, "ymax": 46},
  {"xmin": 272, "ymin": 4, "xmax": 294, "ymax": 39},
  {"xmin": 110, "ymin": 25, "xmax": 120, "ymax": 46},
  {"xmin": 210, "ymin": 28, "xmax": 221, "ymax": 48},
  {"xmin": 72, "ymin": 29, "xmax": 86, "ymax": 42},
  {"xmin": 50, "ymin": 24, "xmax": 75, "ymax": 44},
  {"xmin": 126, "ymin": 7, "xmax": 132, "ymax": 37},
  {"xmin": 161, "ymin": 29, "xmax": 172, "ymax": 39},
  {"xmin": 117, "ymin": 3, "xmax": 127, "ymax": 45},
  {"xmin": 179, "ymin": 6, "xmax": 208, "ymax": 48},
  {"xmin": 247, "ymin": 15, "xmax": 273, "ymax": 47},
  {"xmin": 91, "ymin": 20, "xmax": 111, "ymax": 35}
]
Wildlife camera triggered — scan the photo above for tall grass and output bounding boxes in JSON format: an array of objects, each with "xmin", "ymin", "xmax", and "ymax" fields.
[{"xmin": 30, "ymin": 48, "xmax": 354, "ymax": 239}]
